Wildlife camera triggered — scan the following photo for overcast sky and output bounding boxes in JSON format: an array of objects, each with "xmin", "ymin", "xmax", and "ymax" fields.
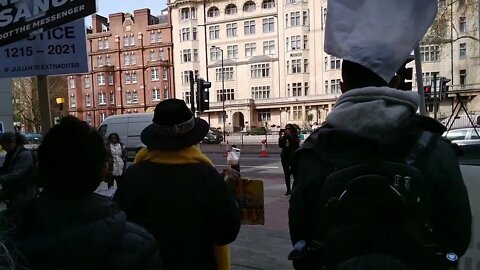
[{"xmin": 86, "ymin": 0, "xmax": 168, "ymax": 26}]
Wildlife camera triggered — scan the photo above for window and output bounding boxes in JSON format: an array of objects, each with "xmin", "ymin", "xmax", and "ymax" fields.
[
  {"xmin": 459, "ymin": 43, "xmax": 467, "ymax": 60},
  {"xmin": 193, "ymin": 49, "xmax": 198, "ymax": 62},
  {"xmin": 243, "ymin": 1, "xmax": 256, "ymax": 12},
  {"xmin": 129, "ymin": 35, "xmax": 135, "ymax": 46},
  {"xmin": 251, "ymin": 63, "xmax": 270, "ymax": 78},
  {"xmin": 422, "ymin": 72, "xmax": 439, "ymax": 86},
  {"xmin": 163, "ymin": 67, "xmax": 168, "ymax": 80},
  {"xmin": 227, "ymin": 45, "xmax": 238, "ymax": 59},
  {"xmin": 108, "ymin": 73, "xmax": 114, "ymax": 85},
  {"xmin": 163, "ymin": 88, "xmax": 169, "ymax": 99},
  {"xmin": 151, "ymin": 68, "xmax": 159, "ymax": 81},
  {"xmin": 208, "ymin": 6, "xmax": 220, "ymax": 17},
  {"xmin": 69, "ymin": 95, "xmax": 76, "ymax": 108},
  {"xmin": 459, "ymin": 16, "xmax": 467, "ymax": 33},
  {"xmin": 292, "ymin": 106, "xmax": 302, "ymax": 120},
  {"xmin": 157, "ymin": 32, "xmax": 162, "ymax": 43},
  {"xmin": 97, "ymin": 74, "xmax": 105, "ymax": 86},
  {"xmin": 131, "ymin": 72, "xmax": 137, "ymax": 84},
  {"xmin": 85, "ymin": 95, "xmax": 91, "ymax": 107},
  {"xmin": 181, "ymin": 49, "xmax": 192, "ymax": 62},
  {"xmin": 244, "ymin": 43, "xmax": 257, "ymax": 57},
  {"xmin": 180, "ymin": 28, "xmax": 190, "ymax": 41},
  {"xmin": 330, "ymin": 56, "xmax": 341, "ymax": 70},
  {"xmin": 217, "ymin": 89, "xmax": 235, "ymax": 101},
  {"xmin": 420, "ymin": 45, "xmax": 440, "ymax": 62},
  {"xmin": 304, "ymin": 82, "xmax": 309, "ymax": 96},
  {"xmin": 262, "ymin": 0, "xmax": 275, "ymax": 9},
  {"xmin": 110, "ymin": 92, "xmax": 115, "ymax": 104},
  {"xmin": 100, "ymin": 112, "xmax": 107, "ymax": 123},
  {"xmin": 244, "ymin": 20, "xmax": 256, "ymax": 35},
  {"xmin": 105, "ymin": 55, "xmax": 111, "ymax": 65},
  {"xmin": 132, "ymin": 91, "xmax": 139, "ymax": 103},
  {"xmin": 304, "ymin": 59, "xmax": 309, "ymax": 73},
  {"xmin": 98, "ymin": 92, "xmax": 107, "ymax": 105},
  {"xmin": 123, "ymin": 52, "xmax": 130, "ymax": 66},
  {"xmin": 290, "ymin": 11, "xmax": 300, "ymax": 27},
  {"xmin": 251, "ymin": 86, "xmax": 271, "ymax": 99},
  {"xmin": 150, "ymin": 50, "xmax": 156, "ymax": 61},
  {"xmin": 303, "ymin": 11, "xmax": 309, "ymax": 26},
  {"xmin": 210, "ymin": 47, "xmax": 221, "ymax": 61},
  {"xmin": 291, "ymin": 59, "xmax": 301, "ymax": 73},
  {"xmin": 130, "ymin": 53, "xmax": 136, "ymax": 65},
  {"xmin": 181, "ymin": 71, "xmax": 190, "ymax": 84},
  {"xmin": 445, "ymin": 129, "xmax": 468, "ymax": 141},
  {"xmin": 324, "ymin": 56, "xmax": 328, "ymax": 70},
  {"xmin": 291, "ymin": 35, "xmax": 301, "ymax": 50},
  {"xmin": 152, "ymin": 88, "xmax": 161, "ymax": 101},
  {"xmin": 123, "ymin": 36, "xmax": 129, "ymax": 47},
  {"xmin": 303, "ymin": 35, "xmax": 309, "ymax": 49},
  {"xmin": 180, "ymin": 7, "xmax": 196, "ymax": 20},
  {"xmin": 460, "ymin": 69, "xmax": 467, "ymax": 87},
  {"xmin": 209, "ymin": 25, "xmax": 220, "ymax": 39},
  {"xmin": 182, "ymin": 91, "xmax": 191, "ymax": 104},
  {"xmin": 285, "ymin": 13, "xmax": 289, "ymax": 27},
  {"xmin": 159, "ymin": 49, "xmax": 165, "ymax": 60},
  {"xmin": 124, "ymin": 73, "xmax": 131, "ymax": 84},
  {"xmin": 291, "ymin": 82, "xmax": 302, "ymax": 96},
  {"xmin": 263, "ymin": 40, "xmax": 275, "ymax": 55},
  {"xmin": 84, "ymin": 76, "xmax": 90, "ymax": 88},
  {"xmin": 258, "ymin": 110, "xmax": 271, "ymax": 121},
  {"xmin": 324, "ymin": 80, "xmax": 329, "ymax": 93},
  {"xmin": 192, "ymin": 27, "xmax": 197, "ymax": 40},
  {"xmin": 331, "ymin": 79, "xmax": 341, "ymax": 94},
  {"xmin": 126, "ymin": 92, "xmax": 132, "ymax": 104},
  {"xmin": 150, "ymin": 32, "xmax": 156, "ymax": 43},
  {"xmin": 68, "ymin": 77, "xmax": 75, "ymax": 89},
  {"xmin": 263, "ymin": 17, "xmax": 275, "ymax": 33},
  {"xmin": 97, "ymin": 56, "xmax": 103, "ymax": 67},
  {"xmin": 227, "ymin": 23, "xmax": 237, "ymax": 37},
  {"xmin": 226, "ymin": 4, "xmax": 237, "ymax": 14},
  {"xmin": 322, "ymin": 8, "xmax": 327, "ymax": 29},
  {"xmin": 215, "ymin": 67, "xmax": 235, "ymax": 81},
  {"xmin": 85, "ymin": 114, "xmax": 92, "ymax": 125}
]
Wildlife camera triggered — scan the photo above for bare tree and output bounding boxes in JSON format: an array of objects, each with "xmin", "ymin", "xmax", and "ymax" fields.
[{"xmin": 12, "ymin": 76, "xmax": 68, "ymax": 133}]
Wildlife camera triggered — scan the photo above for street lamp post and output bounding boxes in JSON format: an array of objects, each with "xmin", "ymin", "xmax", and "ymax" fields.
[{"xmin": 211, "ymin": 46, "xmax": 225, "ymax": 141}]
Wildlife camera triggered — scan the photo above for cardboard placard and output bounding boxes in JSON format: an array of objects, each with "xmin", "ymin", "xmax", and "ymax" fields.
[{"xmin": 234, "ymin": 178, "xmax": 264, "ymax": 225}]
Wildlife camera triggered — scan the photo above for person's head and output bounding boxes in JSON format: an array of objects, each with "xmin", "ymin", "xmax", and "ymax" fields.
[
  {"xmin": 108, "ymin": 133, "xmax": 120, "ymax": 144},
  {"xmin": 37, "ymin": 116, "xmax": 107, "ymax": 197},
  {"xmin": 284, "ymin": 124, "xmax": 298, "ymax": 136},
  {"xmin": 140, "ymin": 99, "xmax": 209, "ymax": 151},
  {"xmin": 0, "ymin": 132, "xmax": 26, "ymax": 152}
]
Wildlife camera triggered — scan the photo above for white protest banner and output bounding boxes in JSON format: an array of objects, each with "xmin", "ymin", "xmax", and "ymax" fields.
[{"xmin": 0, "ymin": 18, "xmax": 88, "ymax": 77}]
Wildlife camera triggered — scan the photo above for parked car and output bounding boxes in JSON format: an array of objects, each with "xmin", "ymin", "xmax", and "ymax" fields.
[
  {"xmin": 443, "ymin": 127, "xmax": 480, "ymax": 146},
  {"xmin": 202, "ymin": 133, "xmax": 222, "ymax": 144},
  {"xmin": 209, "ymin": 128, "xmax": 224, "ymax": 141}
]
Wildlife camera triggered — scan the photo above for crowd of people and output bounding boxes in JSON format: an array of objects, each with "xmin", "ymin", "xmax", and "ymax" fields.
[{"xmin": 0, "ymin": 0, "xmax": 473, "ymax": 269}]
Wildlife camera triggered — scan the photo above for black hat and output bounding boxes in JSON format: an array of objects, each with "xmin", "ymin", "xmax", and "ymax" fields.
[
  {"xmin": 140, "ymin": 99, "xmax": 209, "ymax": 151},
  {"xmin": 0, "ymin": 132, "xmax": 15, "ymax": 144}
]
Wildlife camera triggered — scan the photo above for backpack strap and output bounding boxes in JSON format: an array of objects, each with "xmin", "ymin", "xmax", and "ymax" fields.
[{"xmin": 405, "ymin": 131, "xmax": 433, "ymax": 165}]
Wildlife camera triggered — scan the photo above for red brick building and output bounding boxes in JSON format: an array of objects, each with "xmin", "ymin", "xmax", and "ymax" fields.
[{"xmin": 67, "ymin": 8, "xmax": 174, "ymax": 126}]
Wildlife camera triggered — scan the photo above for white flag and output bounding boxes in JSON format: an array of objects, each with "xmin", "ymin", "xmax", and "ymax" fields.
[{"xmin": 324, "ymin": 0, "xmax": 437, "ymax": 82}]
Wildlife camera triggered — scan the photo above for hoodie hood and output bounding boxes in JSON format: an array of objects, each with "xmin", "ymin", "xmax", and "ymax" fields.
[
  {"xmin": 325, "ymin": 87, "xmax": 420, "ymax": 144},
  {"xmin": 16, "ymin": 193, "xmax": 127, "ymax": 265}
]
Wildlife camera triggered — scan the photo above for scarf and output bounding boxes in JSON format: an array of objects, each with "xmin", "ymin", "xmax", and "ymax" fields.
[{"xmin": 135, "ymin": 146, "xmax": 231, "ymax": 270}]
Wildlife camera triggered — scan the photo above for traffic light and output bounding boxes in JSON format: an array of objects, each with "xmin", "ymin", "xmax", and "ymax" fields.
[
  {"xmin": 439, "ymin": 77, "xmax": 451, "ymax": 100},
  {"xmin": 424, "ymin": 85, "xmax": 431, "ymax": 101},
  {"xmin": 196, "ymin": 78, "xmax": 211, "ymax": 112}
]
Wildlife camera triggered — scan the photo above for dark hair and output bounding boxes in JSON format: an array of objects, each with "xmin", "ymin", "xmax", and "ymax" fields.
[
  {"xmin": 14, "ymin": 133, "xmax": 27, "ymax": 145},
  {"xmin": 285, "ymin": 123, "xmax": 299, "ymax": 137},
  {"xmin": 37, "ymin": 116, "xmax": 107, "ymax": 196},
  {"xmin": 108, "ymin": 133, "xmax": 120, "ymax": 142},
  {"xmin": 341, "ymin": 60, "xmax": 388, "ymax": 91}
]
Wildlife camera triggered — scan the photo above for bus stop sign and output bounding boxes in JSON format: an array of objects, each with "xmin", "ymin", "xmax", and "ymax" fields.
[{"xmin": 0, "ymin": 0, "xmax": 96, "ymax": 47}]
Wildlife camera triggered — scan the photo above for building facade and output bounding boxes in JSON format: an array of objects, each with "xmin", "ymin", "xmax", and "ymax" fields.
[
  {"xmin": 67, "ymin": 8, "xmax": 174, "ymax": 126},
  {"xmin": 168, "ymin": 0, "xmax": 480, "ymax": 133}
]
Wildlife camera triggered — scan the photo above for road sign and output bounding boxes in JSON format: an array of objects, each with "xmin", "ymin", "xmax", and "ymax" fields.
[
  {"xmin": 0, "ymin": 0, "xmax": 96, "ymax": 47},
  {"xmin": 0, "ymin": 19, "xmax": 88, "ymax": 78}
]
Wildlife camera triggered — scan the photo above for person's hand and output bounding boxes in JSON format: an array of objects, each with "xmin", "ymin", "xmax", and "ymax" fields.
[{"xmin": 222, "ymin": 167, "xmax": 240, "ymax": 192}]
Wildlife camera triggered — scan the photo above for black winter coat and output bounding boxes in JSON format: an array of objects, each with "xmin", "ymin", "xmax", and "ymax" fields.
[
  {"xmin": 114, "ymin": 161, "xmax": 241, "ymax": 270},
  {"xmin": 15, "ymin": 193, "xmax": 163, "ymax": 270}
]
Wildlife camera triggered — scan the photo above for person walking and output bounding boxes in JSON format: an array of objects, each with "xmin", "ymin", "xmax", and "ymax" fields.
[
  {"xmin": 0, "ymin": 132, "xmax": 36, "ymax": 218},
  {"xmin": 279, "ymin": 124, "xmax": 300, "ymax": 196},
  {"xmin": 14, "ymin": 117, "xmax": 163, "ymax": 270},
  {"xmin": 114, "ymin": 99, "xmax": 240, "ymax": 270},
  {"xmin": 106, "ymin": 133, "xmax": 127, "ymax": 189}
]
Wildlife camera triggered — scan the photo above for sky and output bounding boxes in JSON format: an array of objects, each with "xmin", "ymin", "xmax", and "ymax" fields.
[{"xmin": 86, "ymin": 0, "xmax": 168, "ymax": 26}]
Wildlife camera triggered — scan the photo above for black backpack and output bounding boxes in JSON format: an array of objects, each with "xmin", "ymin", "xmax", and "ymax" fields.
[{"xmin": 307, "ymin": 126, "xmax": 454, "ymax": 269}]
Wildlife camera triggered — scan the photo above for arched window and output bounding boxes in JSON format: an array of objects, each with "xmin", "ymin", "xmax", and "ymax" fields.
[
  {"xmin": 207, "ymin": 6, "xmax": 220, "ymax": 17},
  {"xmin": 262, "ymin": 0, "xmax": 275, "ymax": 9},
  {"xmin": 225, "ymin": 4, "xmax": 237, "ymax": 15},
  {"xmin": 243, "ymin": 1, "xmax": 256, "ymax": 12}
]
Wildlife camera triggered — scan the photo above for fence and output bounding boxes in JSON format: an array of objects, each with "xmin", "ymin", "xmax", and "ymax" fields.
[{"xmin": 222, "ymin": 133, "xmax": 311, "ymax": 146}]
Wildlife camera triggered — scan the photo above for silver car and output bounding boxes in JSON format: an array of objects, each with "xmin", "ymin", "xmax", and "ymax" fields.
[{"xmin": 443, "ymin": 127, "xmax": 480, "ymax": 146}]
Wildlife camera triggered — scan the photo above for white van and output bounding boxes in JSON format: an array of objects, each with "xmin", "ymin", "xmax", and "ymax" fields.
[{"xmin": 98, "ymin": 113, "xmax": 153, "ymax": 159}]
